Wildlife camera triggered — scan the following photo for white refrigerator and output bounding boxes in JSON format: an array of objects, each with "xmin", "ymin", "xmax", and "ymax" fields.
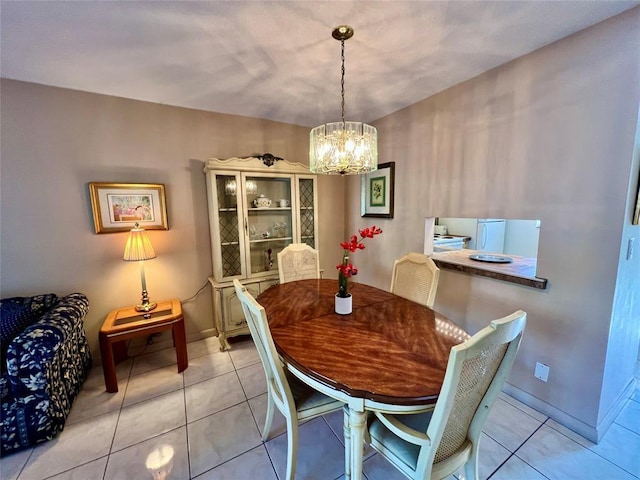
[{"xmin": 438, "ymin": 218, "xmax": 506, "ymax": 253}]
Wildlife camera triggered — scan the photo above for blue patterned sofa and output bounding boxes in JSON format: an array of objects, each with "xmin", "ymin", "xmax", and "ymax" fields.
[{"xmin": 0, "ymin": 293, "xmax": 92, "ymax": 455}]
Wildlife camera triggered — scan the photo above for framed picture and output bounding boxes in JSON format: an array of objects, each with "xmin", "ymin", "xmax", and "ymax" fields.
[
  {"xmin": 361, "ymin": 162, "xmax": 395, "ymax": 218},
  {"xmin": 634, "ymin": 175, "xmax": 640, "ymax": 225},
  {"xmin": 89, "ymin": 182, "xmax": 169, "ymax": 233}
]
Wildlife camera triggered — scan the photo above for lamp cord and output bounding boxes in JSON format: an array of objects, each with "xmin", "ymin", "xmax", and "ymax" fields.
[
  {"xmin": 123, "ymin": 280, "xmax": 210, "ymax": 359},
  {"xmin": 181, "ymin": 280, "xmax": 211, "ymax": 304}
]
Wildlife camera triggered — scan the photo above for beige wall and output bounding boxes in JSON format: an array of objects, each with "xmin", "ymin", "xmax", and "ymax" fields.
[
  {"xmin": 0, "ymin": 79, "xmax": 345, "ymax": 357},
  {"xmin": 345, "ymin": 8, "xmax": 640, "ymax": 441}
]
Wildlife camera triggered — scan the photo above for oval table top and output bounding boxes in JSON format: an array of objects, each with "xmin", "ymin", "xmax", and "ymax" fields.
[{"xmin": 257, "ymin": 279, "xmax": 470, "ymax": 406}]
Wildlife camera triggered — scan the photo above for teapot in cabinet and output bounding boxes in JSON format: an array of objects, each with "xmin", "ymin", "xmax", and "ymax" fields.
[{"xmin": 253, "ymin": 194, "xmax": 272, "ymax": 208}]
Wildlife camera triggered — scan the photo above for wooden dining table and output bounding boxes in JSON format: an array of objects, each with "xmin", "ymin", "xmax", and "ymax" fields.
[{"xmin": 257, "ymin": 278, "xmax": 470, "ymax": 480}]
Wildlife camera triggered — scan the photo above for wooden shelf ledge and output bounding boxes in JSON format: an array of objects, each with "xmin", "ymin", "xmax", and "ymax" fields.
[{"xmin": 431, "ymin": 250, "xmax": 548, "ymax": 290}]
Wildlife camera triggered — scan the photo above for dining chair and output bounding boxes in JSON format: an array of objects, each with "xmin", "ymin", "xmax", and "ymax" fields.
[
  {"xmin": 365, "ymin": 310, "xmax": 527, "ymax": 480},
  {"xmin": 277, "ymin": 243, "xmax": 320, "ymax": 284},
  {"xmin": 389, "ymin": 252, "xmax": 441, "ymax": 308},
  {"xmin": 232, "ymin": 279, "xmax": 345, "ymax": 480}
]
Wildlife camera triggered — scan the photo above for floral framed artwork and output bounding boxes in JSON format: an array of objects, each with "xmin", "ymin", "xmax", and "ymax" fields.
[
  {"xmin": 361, "ymin": 162, "xmax": 395, "ymax": 218},
  {"xmin": 89, "ymin": 182, "xmax": 169, "ymax": 233}
]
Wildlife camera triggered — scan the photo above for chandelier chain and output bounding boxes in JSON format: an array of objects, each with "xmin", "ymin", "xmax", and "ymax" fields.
[{"xmin": 341, "ymin": 39, "xmax": 345, "ymax": 127}]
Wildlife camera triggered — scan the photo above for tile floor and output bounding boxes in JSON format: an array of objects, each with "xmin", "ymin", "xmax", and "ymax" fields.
[{"xmin": 1, "ymin": 336, "xmax": 639, "ymax": 480}]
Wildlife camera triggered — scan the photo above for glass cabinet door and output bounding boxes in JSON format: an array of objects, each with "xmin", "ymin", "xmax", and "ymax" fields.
[
  {"xmin": 213, "ymin": 173, "xmax": 244, "ymax": 279},
  {"xmin": 205, "ymin": 158, "xmax": 318, "ymax": 284},
  {"xmin": 298, "ymin": 176, "xmax": 317, "ymax": 248},
  {"xmin": 243, "ymin": 173, "xmax": 295, "ymax": 278}
]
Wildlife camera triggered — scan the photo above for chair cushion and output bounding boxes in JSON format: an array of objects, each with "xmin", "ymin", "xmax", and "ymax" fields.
[
  {"xmin": 368, "ymin": 410, "xmax": 434, "ymax": 471},
  {"xmin": 0, "ymin": 294, "xmax": 58, "ymax": 371},
  {"xmin": 287, "ymin": 371, "xmax": 343, "ymax": 414}
]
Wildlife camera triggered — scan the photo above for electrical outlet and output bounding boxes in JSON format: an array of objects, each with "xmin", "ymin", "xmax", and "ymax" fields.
[
  {"xmin": 627, "ymin": 237, "xmax": 635, "ymax": 260},
  {"xmin": 534, "ymin": 362, "xmax": 549, "ymax": 382}
]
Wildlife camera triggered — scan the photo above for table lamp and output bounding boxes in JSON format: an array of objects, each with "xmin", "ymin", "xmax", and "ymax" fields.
[{"xmin": 123, "ymin": 222, "xmax": 157, "ymax": 312}]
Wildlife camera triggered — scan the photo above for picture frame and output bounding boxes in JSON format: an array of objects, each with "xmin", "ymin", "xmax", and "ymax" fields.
[
  {"xmin": 634, "ymin": 176, "xmax": 640, "ymax": 225},
  {"xmin": 89, "ymin": 182, "xmax": 169, "ymax": 233},
  {"xmin": 361, "ymin": 162, "xmax": 395, "ymax": 218}
]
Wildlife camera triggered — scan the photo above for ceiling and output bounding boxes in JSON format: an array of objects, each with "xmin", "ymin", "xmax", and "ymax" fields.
[{"xmin": 1, "ymin": 1, "xmax": 638, "ymax": 127}]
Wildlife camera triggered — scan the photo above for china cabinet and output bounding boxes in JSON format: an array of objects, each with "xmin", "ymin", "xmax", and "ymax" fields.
[{"xmin": 204, "ymin": 156, "xmax": 318, "ymax": 349}]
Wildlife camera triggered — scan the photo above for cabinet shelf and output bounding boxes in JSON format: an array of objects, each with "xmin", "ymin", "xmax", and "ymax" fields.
[
  {"xmin": 221, "ymin": 241, "xmax": 240, "ymax": 246},
  {"xmin": 218, "ymin": 208, "xmax": 238, "ymax": 212},
  {"xmin": 249, "ymin": 236, "xmax": 292, "ymax": 244},
  {"xmin": 248, "ymin": 207, "xmax": 291, "ymax": 213}
]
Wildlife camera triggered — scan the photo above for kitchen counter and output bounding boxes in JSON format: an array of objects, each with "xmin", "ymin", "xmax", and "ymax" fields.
[
  {"xmin": 434, "ymin": 234, "xmax": 471, "ymax": 241},
  {"xmin": 431, "ymin": 249, "xmax": 547, "ymax": 289}
]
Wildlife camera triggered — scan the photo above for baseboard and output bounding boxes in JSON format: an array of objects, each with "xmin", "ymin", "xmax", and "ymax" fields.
[
  {"xmin": 187, "ymin": 328, "xmax": 218, "ymax": 343},
  {"xmin": 502, "ymin": 383, "xmax": 597, "ymax": 441},
  {"xmin": 503, "ymin": 379, "xmax": 636, "ymax": 443},
  {"xmin": 146, "ymin": 328, "xmax": 219, "ymax": 351},
  {"xmin": 94, "ymin": 328, "xmax": 220, "ymax": 366},
  {"xmin": 503, "ymin": 378, "xmax": 636, "ymax": 443},
  {"xmin": 594, "ymin": 377, "xmax": 637, "ymax": 441}
]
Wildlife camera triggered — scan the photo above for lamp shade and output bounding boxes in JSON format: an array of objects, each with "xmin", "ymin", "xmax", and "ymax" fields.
[
  {"xmin": 123, "ymin": 225, "xmax": 156, "ymax": 262},
  {"xmin": 309, "ymin": 121, "xmax": 378, "ymax": 174}
]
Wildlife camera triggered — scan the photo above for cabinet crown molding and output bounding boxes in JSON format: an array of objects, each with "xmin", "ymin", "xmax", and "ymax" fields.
[{"xmin": 204, "ymin": 156, "xmax": 311, "ymax": 174}]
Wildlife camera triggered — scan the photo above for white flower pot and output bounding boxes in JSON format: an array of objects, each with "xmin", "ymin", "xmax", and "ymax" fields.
[{"xmin": 335, "ymin": 293, "xmax": 352, "ymax": 315}]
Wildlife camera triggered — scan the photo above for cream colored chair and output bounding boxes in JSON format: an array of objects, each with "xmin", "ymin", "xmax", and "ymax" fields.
[
  {"xmin": 390, "ymin": 252, "xmax": 441, "ymax": 308},
  {"xmin": 232, "ymin": 279, "xmax": 344, "ymax": 480},
  {"xmin": 277, "ymin": 243, "xmax": 320, "ymax": 284},
  {"xmin": 365, "ymin": 310, "xmax": 527, "ymax": 480}
]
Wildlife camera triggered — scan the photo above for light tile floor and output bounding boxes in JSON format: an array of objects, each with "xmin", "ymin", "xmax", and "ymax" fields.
[{"xmin": 1, "ymin": 336, "xmax": 639, "ymax": 480}]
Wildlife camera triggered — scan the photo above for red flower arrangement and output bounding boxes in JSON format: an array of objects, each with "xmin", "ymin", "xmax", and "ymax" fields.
[{"xmin": 337, "ymin": 226, "xmax": 383, "ymax": 298}]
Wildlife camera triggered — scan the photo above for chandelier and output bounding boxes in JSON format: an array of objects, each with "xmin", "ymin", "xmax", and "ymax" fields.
[{"xmin": 309, "ymin": 25, "xmax": 378, "ymax": 175}]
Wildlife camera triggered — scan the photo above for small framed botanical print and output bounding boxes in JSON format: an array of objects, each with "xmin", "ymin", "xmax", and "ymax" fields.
[{"xmin": 361, "ymin": 162, "xmax": 395, "ymax": 219}]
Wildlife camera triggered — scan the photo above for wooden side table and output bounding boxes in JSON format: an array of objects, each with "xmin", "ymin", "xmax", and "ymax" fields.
[{"xmin": 99, "ymin": 298, "xmax": 188, "ymax": 393}]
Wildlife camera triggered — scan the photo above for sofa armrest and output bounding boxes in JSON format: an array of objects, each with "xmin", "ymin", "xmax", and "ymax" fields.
[{"xmin": 5, "ymin": 293, "xmax": 90, "ymax": 396}]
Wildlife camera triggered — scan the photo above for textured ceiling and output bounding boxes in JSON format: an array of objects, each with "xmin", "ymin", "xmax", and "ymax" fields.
[{"xmin": 1, "ymin": 1, "xmax": 638, "ymax": 127}]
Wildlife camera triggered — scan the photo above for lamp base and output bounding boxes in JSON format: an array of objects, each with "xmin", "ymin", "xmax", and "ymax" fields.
[
  {"xmin": 135, "ymin": 302, "xmax": 157, "ymax": 312},
  {"xmin": 136, "ymin": 289, "xmax": 157, "ymax": 312}
]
